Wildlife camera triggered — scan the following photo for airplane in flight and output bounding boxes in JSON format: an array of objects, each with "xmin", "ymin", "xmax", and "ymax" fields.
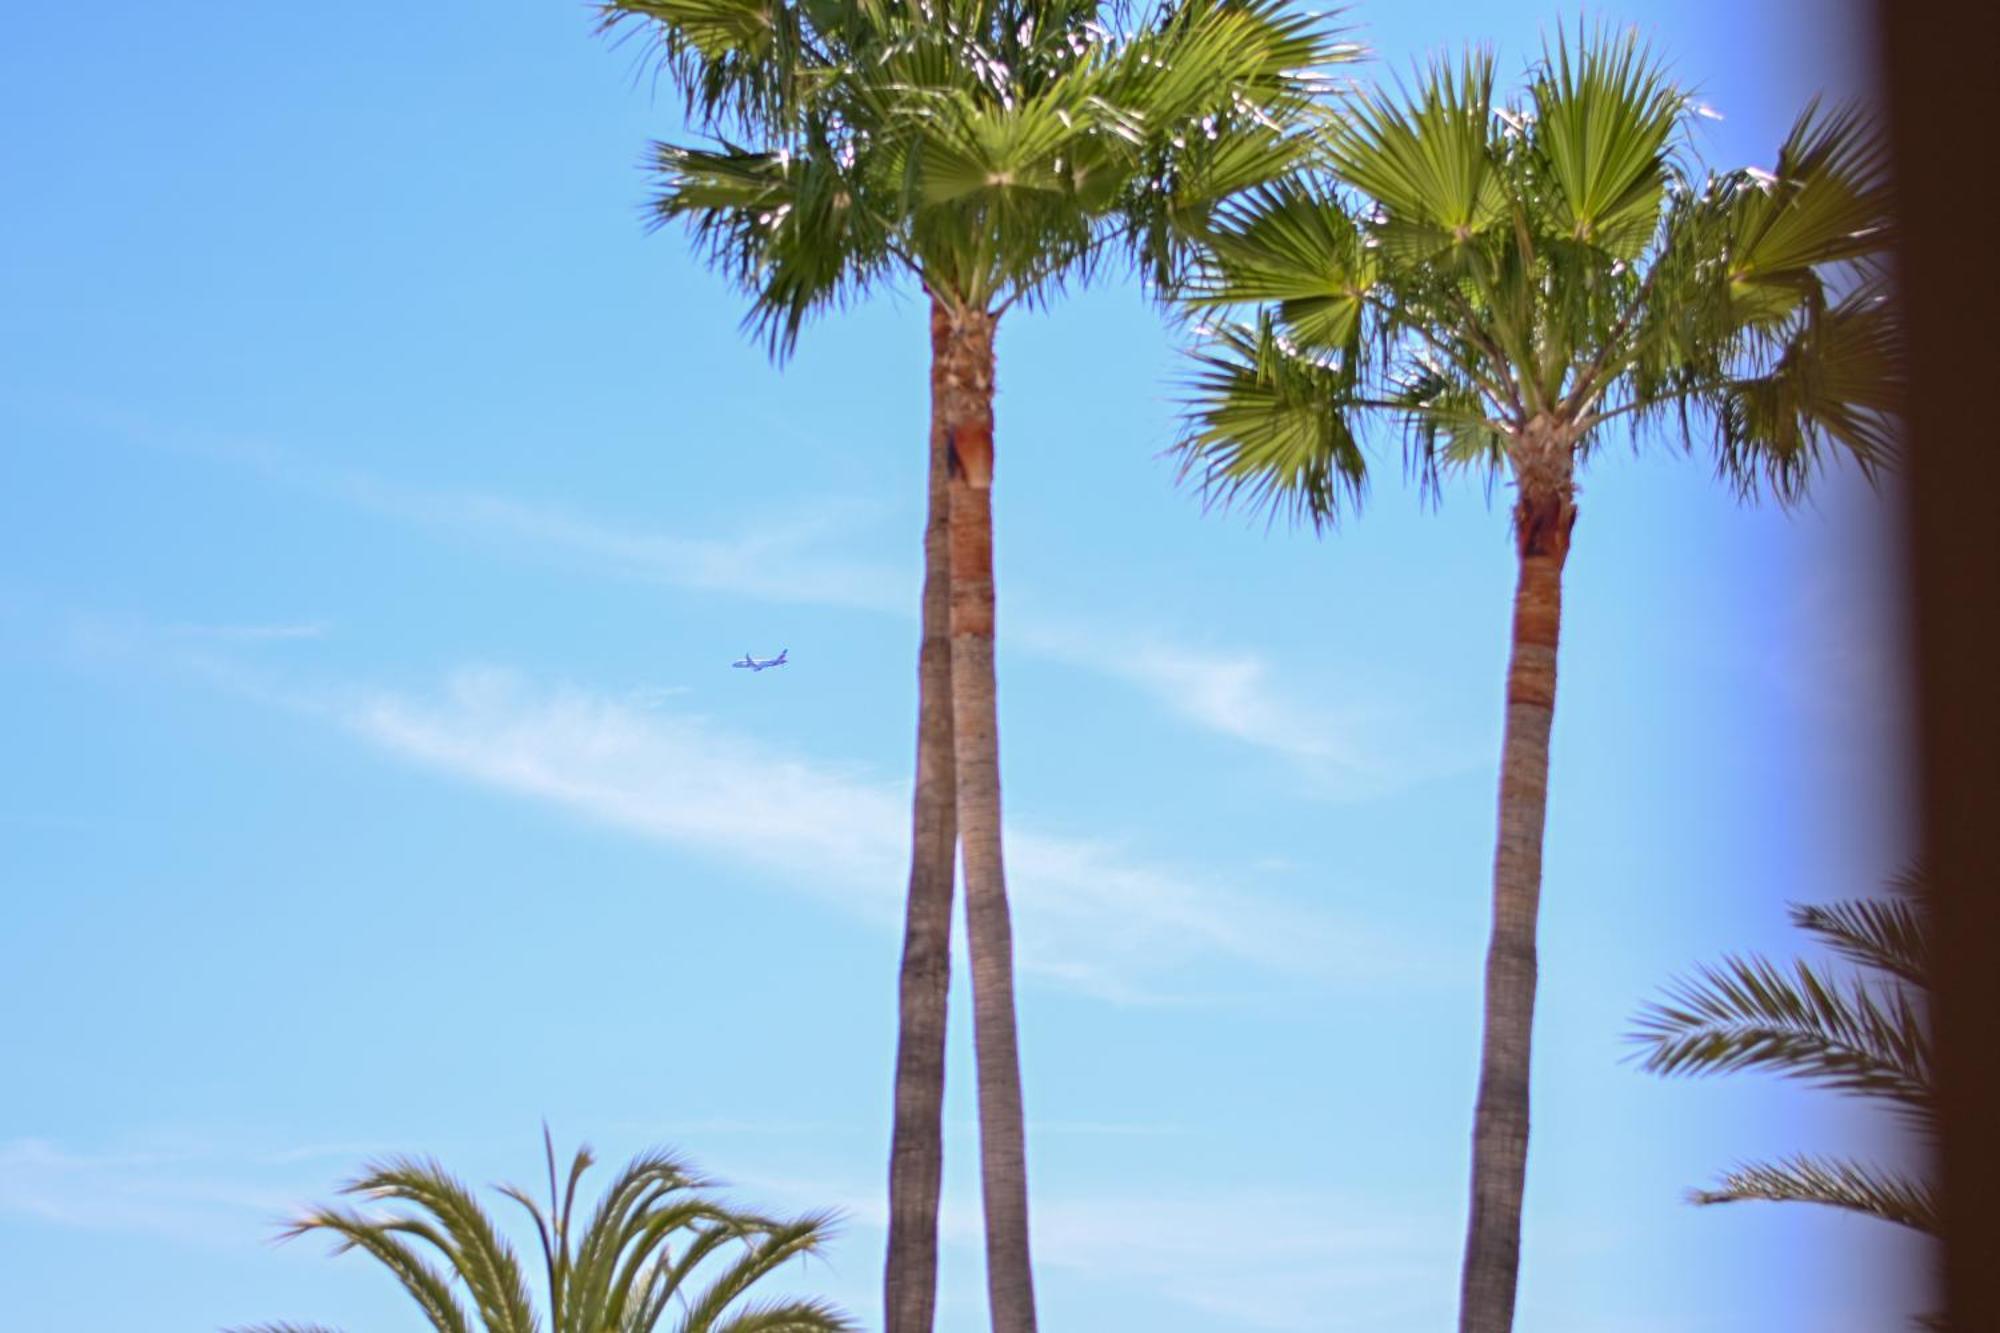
[{"xmin": 732, "ymin": 649, "xmax": 789, "ymax": 672}]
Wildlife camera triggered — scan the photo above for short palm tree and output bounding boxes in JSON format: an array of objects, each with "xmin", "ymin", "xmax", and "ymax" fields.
[
  {"xmin": 236, "ymin": 1133, "xmax": 852, "ymax": 1333},
  {"xmin": 1173, "ymin": 26, "xmax": 1899, "ymax": 1333},
  {"xmin": 1631, "ymin": 870, "xmax": 1936, "ymax": 1235},
  {"xmin": 597, "ymin": 2, "xmax": 1348, "ymax": 1328}
]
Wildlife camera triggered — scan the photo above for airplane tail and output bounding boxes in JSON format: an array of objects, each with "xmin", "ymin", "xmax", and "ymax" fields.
[{"xmin": 777, "ymin": 649, "xmax": 788, "ymax": 662}]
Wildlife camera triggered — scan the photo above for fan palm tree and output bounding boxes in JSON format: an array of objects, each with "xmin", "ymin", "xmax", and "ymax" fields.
[
  {"xmin": 1173, "ymin": 25, "xmax": 1899, "ymax": 1333},
  {"xmin": 235, "ymin": 1132, "xmax": 852, "ymax": 1333},
  {"xmin": 596, "ymin": 2, "xmax": 1349, "ymax": 1328},
  {"xmin": 1631, "ymin": 870, "xmax": 1936, "ymax": 1235}
]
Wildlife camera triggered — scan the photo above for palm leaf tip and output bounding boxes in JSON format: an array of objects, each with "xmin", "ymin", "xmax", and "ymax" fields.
[
  {"xmin": 1690, "ymin": 1154, "xmax": 1941, "ymax": 1234},
  {"xmin": 1790, "ymin": 895, "xmax": 1930, "ymax": 987}
]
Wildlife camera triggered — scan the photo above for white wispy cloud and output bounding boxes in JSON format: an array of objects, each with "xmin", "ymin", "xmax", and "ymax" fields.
[
  {"xmin": 330, "ymin": 667, "xmax": 1408, "ymax": 1001},
  {"xmin": 342, "ymin": 482, "xmax": 908, "ymax": 615},
  {"xmin": 0, "ymin": 1138, "xmax": 364, "ymax": 1247},
  {"xmin": 84, "ymin": 415, "xmax": 1439, "ymax": 791},
  {"xmin": 1019, "ymin": 621, "xmax": 1480, "ymax": 799},
  {"xmin": 103, "ymin": 415, "xmax": 907, "ymax": 615},
  {"xmin": 1024, "ymin": 624, "xmax": 1355, "ymax": 764}
]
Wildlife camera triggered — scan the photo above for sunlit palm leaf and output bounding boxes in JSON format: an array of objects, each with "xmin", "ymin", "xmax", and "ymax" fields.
[
  {"xmin": 1194, "ymin": 180, "xmax": 1375, "ymax": 351},
  {"xmin": 1727, "ymin": 99, "xmax": 1892, "ymax": 308},
  {"xmin": 256, "ymin": 1141, "xmax": 851, "ymax": 1333},
  {"xmin": 1327, "ymin": 50, "xmax": 1506, "ymax": 261},
  {"xmin": 1526, "ymin": 23, "xmax": 1681, "ymax": 260},
  {"xmin": 281, "ymin": 1207, "xmax": 473, "ymax": 1333},
  {"xmin": 711, "ymin": 1299, "xmax": 860, "ymax": 1333},
  {"xmin": 651, "ymin": 139, "xmax": 892, "ymax": 354},
  {"xmin": 1179, "ymin": 313, "xmax": 1369, "ymax": 526},
  {"xmin": 673, "ymin": 1212, "xmax": 847, "ymax": 1333},
  {"xmin": 343, "ymin": 1159, "xmax": 540, "ymax": 1333}
]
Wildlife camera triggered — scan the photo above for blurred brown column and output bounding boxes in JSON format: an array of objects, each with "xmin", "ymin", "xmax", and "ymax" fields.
[{"xmin": 1876, "ymin": 1, "xmax": 2000, "ymax": 1325}]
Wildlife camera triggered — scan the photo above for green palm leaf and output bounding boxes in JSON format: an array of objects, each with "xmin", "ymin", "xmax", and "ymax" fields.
[
  {"xmin": 279, "ymin": 1206, "xmax": 474, "ymax": 1333},
  {"xmin": 1710, "ymin": 279, "xmax": 1902, "ymax": 500},
  {"xmin": 1327, "ymin": 50, "xmax": 1506, "ymax": 262},
  {"xmin": 344, "ymin": 1158, "xmax": 541, "ymax": 1333},
  {"xmin": 1179, "ymin": 313, "xmax": 1370, "ymax": 526},
  {"xmin": 1726, "ymin": 99, "xmax": 1892, "ymax": 307},
  {"xmin": 1525, "ymin": 23, "xmax": 1682, "ymax": 260},
  {"xmin": 252, "ymin": 1138, "xmax": 851, "ymax": 1333},
  {"xmin": 1631, "ymin": 870, "xmax": 1940, "ymax": 1267},
  {"xmin": 1194, "ymin": 180, "xmax": 1375, "ymax": 350},
  {"xmin": 711, "ymin": 1299, "xmax": 859, "ymax": 1333}
]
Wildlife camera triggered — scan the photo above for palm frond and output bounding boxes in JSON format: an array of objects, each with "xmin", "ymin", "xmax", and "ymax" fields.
[
  {"xmin": 569, "ymin": 1148, "xmax": 717, "ymax": 1328},
  {"xmin": 1628, "ymin": 952, "xmax": 1932, "ymax": 1127},
  {"xmin": 1177, "ymin": 313, "xmax": 1372, "ymax": 528},
  {"xmin": 1792, "ymin": 895, "xmax": 1931, "ymax": 989},
  {"xmin": 1326, "ymin": 49, "xmax": 1506, "ymax": 261},
  {"xmin": 1725, "ymin": 99, "xmax": 1892, "ymax": 310},
  {"xmin": 1690, "ymin": 1153, "xmax": 1940, "ymax": 1235},
  {"xmin": 253, "ymin": 1139, "xmax": 852, "ymax": 1333},
  {"xmin": 672, "ymin": 1210, "xmax": 846, "ymax": 1333},
  {"xmin": 1526, "ymin": 22, "xmax": 1684, "ymax": 261},
  {"xmin": 342, "ymin": 1158, "xmax": 541, "ymax": 1333},
  {"xmin": 1192, "ymin": 179, "xmax": 1375, "ymax": 351},
  {"xmin": 1395, "ymin": 361, "xmax": 1510, "ymax": 481},
  {"xmin": 280, "ymin": 1207, "xmax": 473, "ymax": 1333},
  {"xmin": 649, "ymin": 136, "xmax": 894, "ymax": 357},
  {"xmin": 710, "ymin": 1298, "xmax": 859, "ymax": 1333},
  {"xmin": 1706, "ymin": 278, "xmax": 1902, "ymax": 501},
  {"xmin": 598, "ymin": 0, "xmax": 819, "ymax": 133}
]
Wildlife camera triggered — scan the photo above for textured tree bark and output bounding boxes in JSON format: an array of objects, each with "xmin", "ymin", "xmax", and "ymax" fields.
[
  {"xmin": 1458, "ymin": 422, "xmax": 1576, "ymax": 1333},
  {"xmin": 882, "ymin": 297, "xmax": 962, "ymax": 1333},
  {"xmin": 940, "ymin": 302, "xmax": 1038, "ymax": 1333}
]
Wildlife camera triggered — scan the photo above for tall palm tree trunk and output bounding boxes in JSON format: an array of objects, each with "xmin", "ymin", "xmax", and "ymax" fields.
[
  {"xmin": 1458, "ymin": 430, "xmax": 1576, "ymax": 1333},
  {"xmin": 883, "ymin": 298, "xmax": 963, "ymax": 1333},
  {"xmin": 939, "ymin": 301, "xmax": 1038, "ymax": 1333}
]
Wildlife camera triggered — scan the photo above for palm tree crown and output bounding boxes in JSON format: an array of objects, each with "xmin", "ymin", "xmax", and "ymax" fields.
[
  {"xmin": 1178, "ymin": 25, "xmax": 1898, "ymax": 524},
  {"xmin": 237, "ymin": 1133, "xmax": 852, "ymax": 1333},
  {"xmin": 603, "ymin": 0, "xmax": 1351, "ymax": 350}
]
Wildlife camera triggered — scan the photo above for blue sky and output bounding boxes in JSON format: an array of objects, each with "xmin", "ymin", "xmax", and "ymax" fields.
[{"xmin": 0, "ymin": 2, "xmax": 1924, "ymax": 1330}]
